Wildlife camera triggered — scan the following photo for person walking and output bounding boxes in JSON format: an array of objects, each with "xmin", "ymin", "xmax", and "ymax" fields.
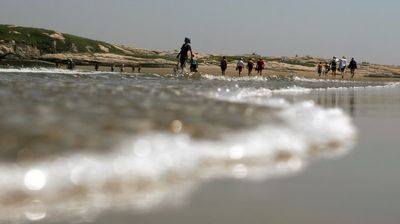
[
  {"xmin": 324, "ymin": 62, "xmax": 330, "ymax": 75},
  {"xmin": 220, "ymin": 56, "xmax": 228, "ymax": 76},
  {"xmin": 247, "ymin": 58, "xmax": 255, "ymax": 76},
  {"xmin": 94, "ymin": 63, "xmax": 99, "ymax": 71},
  {"xmin": 348, "ymin": 58, "xmax": 358, "ymax": 78},
  {"xmin": 236, "ymin": 58, "xmax": 245, "ymax": 76},
  {"xmin": 330, "ymin": 56, "xmax": 338, "ymax": 77},
  {"xmin": 317, "ymin": 62, "xmax": 323, "ymax": 77},
  {"xmin": 339, "ymin": 56, "xmax": 347, "ymax": 78},
  {"xmin": 176, "ymin": 37, "xmax": 193, "ymax": 72},
  {"xmin": 190, "ymin": 53, "xmax": 198, "ymax": 72},
  {"xmin": 256, "ymin": 58, "xmax": 265, "ymax": 76}
]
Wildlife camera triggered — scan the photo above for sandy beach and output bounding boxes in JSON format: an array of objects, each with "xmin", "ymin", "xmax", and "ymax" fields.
[{"xmin": 71, "ymin": 63, "xmax": 400, "ymax": 82}]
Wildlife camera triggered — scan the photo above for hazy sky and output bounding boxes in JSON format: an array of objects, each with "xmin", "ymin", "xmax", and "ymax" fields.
[{"xmin": 0, "ymin": 0, "xmax": 399, "ymax": 64}]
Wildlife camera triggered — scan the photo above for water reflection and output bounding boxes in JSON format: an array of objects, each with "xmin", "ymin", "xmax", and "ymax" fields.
[
  {"xmin": 24, "ymin": 200, "xmax": 47, "ymax": 221},
  {"xmin": 0, "ymin": 130, "xmax": 354, "ymax": 224}
]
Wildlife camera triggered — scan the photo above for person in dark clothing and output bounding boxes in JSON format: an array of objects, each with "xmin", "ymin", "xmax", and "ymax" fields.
[
  {"xmin": 348, "ymin": 58, "xmax": 358, "ymax": 78},
  {"xmin": 176, "ymin": 37, "xmax": 193, "ymax": 71},
  {"xmin": 220, "ymin": 56, "xmax": 228, "ymax": 76},
  {"xmin": 111, "ymin": 64, "xmax": 114, "ymax": 72},
  {"xmin": 95, "ymin": 63, "xmax": 99, "ymax": 71},
  {"xmin": 330, "ymin": 56, "xmax": 338, "ymax": 77},
  {"xmin": 247, "ymin": 58, "xmax": 255, "ymax": 76},
  {"xmin": 67, "ymin": 59, "xmax": 75, "ymax": 70}
]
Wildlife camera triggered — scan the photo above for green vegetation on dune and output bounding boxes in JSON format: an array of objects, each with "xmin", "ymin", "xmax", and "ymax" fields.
[
  {"xmin": 0, "ymin": 24, "xmax": 124, "ymax": 54},
  {"xmin": 0, "ymin": 24, "xmax": 320, "ymax": 68}
]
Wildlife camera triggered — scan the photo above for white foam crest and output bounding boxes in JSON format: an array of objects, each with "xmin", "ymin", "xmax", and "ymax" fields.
[
  {"xmin": 0, "ymin": 101, "xmax": 356, "ymax": 223},
  {"xmin": 293, "ymin": 76, "xmax": 357, "ymax": 83},
  {"xmin": 202, "ymin": 74, "xmax": 271, "ymax": 82},
  {"xmin": 204, "ymin": 86, "xmax": 312, "ymax": 108}
]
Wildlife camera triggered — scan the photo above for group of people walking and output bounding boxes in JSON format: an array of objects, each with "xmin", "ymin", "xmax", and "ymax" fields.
[
  {"xmin": 177, "ymin": 37, "xmax": 359, "ymax": 79},
  {"xmin": 220, "ymin": 57, "xmax": 266, "ymax": 76},
  {"xmin": 317, "ymin": 56, "xmax": 358, "ymax": 79},
  {"xmin": 177, "ymin": 37, "xmax": 266, "ymax": 76}
]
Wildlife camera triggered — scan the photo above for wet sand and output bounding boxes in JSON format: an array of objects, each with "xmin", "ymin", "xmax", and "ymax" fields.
[{"xmin": 75, "ymin": 64, "xmax": 400, "ymax": 82}]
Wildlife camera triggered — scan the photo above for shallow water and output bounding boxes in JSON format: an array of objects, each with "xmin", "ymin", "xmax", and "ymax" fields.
[{"xmin": 0, "ymin": 68, "xmax": 399, "ymax": 223}]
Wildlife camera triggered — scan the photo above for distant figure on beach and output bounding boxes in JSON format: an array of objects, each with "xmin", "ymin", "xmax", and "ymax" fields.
[
  {"xmin": 120, "ymin": 64, "xmax": 124, "ymax": 72},
  {"xmin": 138, "ymin": 64, "xmax": 141, "ymax": 73},
  {"xmin": 247, "ymin": 58, "xmax": 254, "ymax": 76},
  {"xmin": 55, "ymin": 62, "xmax": 60, "ymax": 68},
  {"xmin": 95, "ymin": 63, "xmax": 99, "ymax": 71},
  {"xmin": 132, "ymin": 64, "xmax": 135, "ymax": 72},
  {"xmin": 67, "ymin": 59, "xmax": 75, "ymax": 70},
  {"xmin": 339, "ymin": 56, "xmax": 347, "ymax": 78},
  {"xmin": 256, "ymin": 58, "xmax": 265, "ymax": 76},
  {"xmin": 220, "ymin": 56, "xmax": 228, "ymax": 76},
  {"xmin": 317, "ymin": 62, "xmax": 323, "ymax": 77},
  {"xmin": 111, "ymin": 64, "xmax": 114, "ymax": 72},
  {"xmin": 324, "ymin": 62, "xmax": 330, "ymax": 75},
  {"xmin": 176, "ymin": 37, "xmax": 193, "ymax": 72},
  {"xmin": 236, "ymin": 58, "xmax": 245, "ymax": 76},
  {"xmin": 190, "ymin": 53, "xmax": 198, "ymax": 72},
  {"xmin": 330, "ymin": 56, "xmax": 338, "ymax": 77},
  {"xmin": 348, "ymin": 58, "xmax": 358, "ymax": 78}
]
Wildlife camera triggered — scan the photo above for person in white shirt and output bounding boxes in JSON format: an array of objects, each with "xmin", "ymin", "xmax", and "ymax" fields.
[
  {"xmin": 339, "ymin": 56, "xmax": 347, "ymax": 78},
  {"xmin": 236, "ymin": 58, "xmax": 245, "ymax": 76}
]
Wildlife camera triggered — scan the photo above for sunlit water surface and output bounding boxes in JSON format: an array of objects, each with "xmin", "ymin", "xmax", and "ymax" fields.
[{"xmin": 0, "ymin": 68, "xmax": 398, "ymax": 223}]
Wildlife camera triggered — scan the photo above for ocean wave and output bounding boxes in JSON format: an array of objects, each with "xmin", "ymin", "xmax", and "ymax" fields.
[{"xmin": 0, "ymin": 100, "xmax": 356, "ymax": 223}]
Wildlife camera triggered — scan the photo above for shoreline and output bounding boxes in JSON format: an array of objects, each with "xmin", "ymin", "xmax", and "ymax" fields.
[
  {"xmin": 51, "ymin": 64, "xmax": 400, "ymax": 82},
  {"xmin": 2, "ymin": 63, "xmax": 400, "ymax": 82}
]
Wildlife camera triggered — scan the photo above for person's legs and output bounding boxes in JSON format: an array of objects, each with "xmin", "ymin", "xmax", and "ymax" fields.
[{"xmin": 180, "ymin": 57, "xmax": 186, "ymax": 71}]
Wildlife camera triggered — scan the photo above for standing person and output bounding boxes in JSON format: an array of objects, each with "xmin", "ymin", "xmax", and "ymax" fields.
[
  {"xmin": 176, "ymin": 37, "xmax": 193, "ymax": 72},
  {"xmin": 330, "ymin": 56, "xmax": 338, "ymax": 77},
  {"xmin": 236, "ymin": 58, "xmax": 245, "ymax": 76},
  {"xmin": 94, "ymin": 63, "xmax": 99, "ymax": 71},
  {"xmin": 324, "ymin": 62, "xmax": 330, "ymax": 75},
  {"xmin": 256, "ymin": 58, "xmax": 265, "ymax": 76},
  {"xmin": 120, "ymin": 64, "xmax": 124, "ymax": 72},
  {"xmin": 348, "ymin": 57, "xmax": 358, "ymax": 78},
  {"xmin": 138, "ymin": 64, "xmax": 141, "ymax": 73},
  {"xmin": 132, "ymin": 64, "xmax": 135, "ymax": 72},
  {"xmin": 339, "ymin": 56, "xmax": 347, "ymax": 78},
  {"xmin": 190, "ymin": 53, "xmax": 198, "ymax": 72},
  {"xmin": 220, "ymin": 56, "xmax": 228, "ymax": 76},
  {"xmin": 317, "ymin": 62, "xmax": 323, "ymax": 77},
  {"xmin": 247, "ymin": 58, "xmax": 255, "ymax": 76},
  {"xmin": 67, "ymin": 59, "xmax": 75, "ymax": 70},
  {"xmin": 111, "ymin": 64, "xmax": 114, "ymax": 72}
]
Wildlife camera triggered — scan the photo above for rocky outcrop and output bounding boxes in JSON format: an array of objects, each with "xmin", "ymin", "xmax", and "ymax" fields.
[{"xmin": 0, "ymin": 40, "xmax": 41, "ymax": 59}]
